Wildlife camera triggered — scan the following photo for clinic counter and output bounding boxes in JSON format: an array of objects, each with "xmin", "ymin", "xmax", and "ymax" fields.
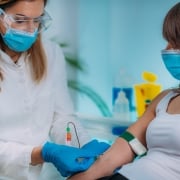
[{"xmin": 77, "ymin": 114, "xmax": 134, "ymax": 143}]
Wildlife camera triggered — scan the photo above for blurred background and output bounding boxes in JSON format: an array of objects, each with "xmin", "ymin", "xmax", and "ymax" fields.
[{"xmin": 43, "ymin": 0, "xmax": 179, "ymax": 139}]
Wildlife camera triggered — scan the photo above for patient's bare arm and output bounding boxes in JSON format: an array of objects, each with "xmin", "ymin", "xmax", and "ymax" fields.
[{"xmin": 68, "ymin": 91, "xmax": 169, "ymax": 180}]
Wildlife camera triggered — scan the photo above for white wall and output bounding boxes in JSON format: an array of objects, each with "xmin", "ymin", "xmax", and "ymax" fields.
[
  {"xmin": 44, "ymin": 0, "xmax": 79, "ymax": 52},
  {"xmin": 45, "ymin": 0, "xmax": 180, "ymax": 116},
  {"xmin": 44, "ymin": 0, "xmax": 80, "ymax": 104},
  {"xmin": 77, "ymin": 0, "xmax": 180, "ymax": 116}
]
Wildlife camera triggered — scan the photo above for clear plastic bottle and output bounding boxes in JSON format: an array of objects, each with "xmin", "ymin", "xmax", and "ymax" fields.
[
  {"xmin": 112, "ymin": 68, "xmax": 134, "ymax": 113},
  {"xmin": 113, "ymin": 90, "xmax": 130, "ymax": 121}
]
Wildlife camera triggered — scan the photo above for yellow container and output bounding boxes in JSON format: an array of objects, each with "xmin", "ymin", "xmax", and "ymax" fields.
[{"xmin": 134, "ymin": 71, "xmax": 161, "ymax": 117}]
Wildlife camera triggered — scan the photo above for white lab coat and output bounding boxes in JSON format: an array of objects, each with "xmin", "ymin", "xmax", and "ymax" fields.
[{"xmin": 0, "ymin": 40, "xmax": 90, "ymax": 180}]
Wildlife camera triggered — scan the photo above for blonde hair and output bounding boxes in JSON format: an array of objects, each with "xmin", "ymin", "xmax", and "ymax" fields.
[
  {"xmin": 28, "ymin": 35, "xmax": 47, "ymax": 83},
  {"xmin": 0, "ymin": 35, "xmax": 47, "ymax": 83},
  {"xmin": 0, "ymin": 0, "xmax": 48, "ymax": 83}
]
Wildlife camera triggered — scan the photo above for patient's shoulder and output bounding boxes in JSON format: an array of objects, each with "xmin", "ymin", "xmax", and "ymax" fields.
[
  {"xmin": 143, "ymin": 89, "xmax": 171, "ymax": 115},
  {"xmin": 154, "ymin": 89, "xmax": 172, "ymax": 102}
]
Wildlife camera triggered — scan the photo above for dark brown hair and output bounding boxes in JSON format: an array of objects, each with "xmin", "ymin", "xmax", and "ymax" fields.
[
  {"xmin": 163, "ymin": 2, "xmax": 180, "ymax": 49},
  {"xmin": 163, "ymin": 2, "xmax": 180, "ymax": 92}
]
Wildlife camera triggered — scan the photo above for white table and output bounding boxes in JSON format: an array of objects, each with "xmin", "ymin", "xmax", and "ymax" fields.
[{"xmin": 77, "ymin": 114, "xmax": 134, "ymax": 143}]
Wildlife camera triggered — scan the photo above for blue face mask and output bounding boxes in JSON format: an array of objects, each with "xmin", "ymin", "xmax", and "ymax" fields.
[
  {"xmin": 161, "ymin": 49, "xmax": 180, "ymax": 80},
  {"xmin": 2, "ymin": 27, "xmax": 38, "ymax": 52}
]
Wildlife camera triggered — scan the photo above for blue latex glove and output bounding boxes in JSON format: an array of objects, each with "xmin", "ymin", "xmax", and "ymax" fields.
[
  {"xmin": 81, "ymin": 139, "xmax": 110, "ymax": 157},
  {"xmin": 42, "ymin": 140, "xmax": 110, "ymax": 177},
  {"xmin": 42, "ymin": 142, "xmax": 93, "ymax": 177}
]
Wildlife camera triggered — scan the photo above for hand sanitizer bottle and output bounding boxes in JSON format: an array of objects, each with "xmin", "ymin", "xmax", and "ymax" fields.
[{"xmin": 113, "ymin": 90, "xmax": 130, "ymax": 121}]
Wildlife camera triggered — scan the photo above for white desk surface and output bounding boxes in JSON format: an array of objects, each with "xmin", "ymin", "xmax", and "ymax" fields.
[{"xmin": 77, "ymin": 114, "xmax": 134, "ymax": 143}]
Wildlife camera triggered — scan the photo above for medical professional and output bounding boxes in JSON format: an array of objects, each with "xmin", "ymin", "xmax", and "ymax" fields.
[
  {"xmin": 68, "ymin": 2, "xmax": 180, "ymax": 180},
  {"xmin": 0, "ymin": 0, "xmax": 110, "ymax": 180}
]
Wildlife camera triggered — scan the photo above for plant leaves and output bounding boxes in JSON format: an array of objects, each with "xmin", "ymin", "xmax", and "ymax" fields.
[{"xmin": 68, "ymin": 80, "xmax": 112, "ymax": 117}]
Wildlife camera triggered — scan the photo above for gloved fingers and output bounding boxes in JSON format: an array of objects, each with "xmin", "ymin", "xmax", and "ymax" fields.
[
  {"xmin": 96, "ymin": 142, "xmax": 110, "ymax": 152},
  {"xmin": 82, "ymin": 140, "xmax": 110, "ymax": 151},
  {"xmin": 81, "ymin": 139, "xmax": 99, "ymax": 149},
  {"xmin": 73, "ymin": 156, "xmax": 95, "ymax": 171},
  {"xmin": 81, "ymin": 140, "xmax": 110, "ymax": 157},
  {"xmin": 42, "ymin": 142, "xmax": 79, "ymax": 161},
  {"xmin": 42, "ymin": 141, "xmax": 109, "ymax": 177},
  {"xmin": 75, "ymin": 156, "xmax": 97, "ymax": 164}
]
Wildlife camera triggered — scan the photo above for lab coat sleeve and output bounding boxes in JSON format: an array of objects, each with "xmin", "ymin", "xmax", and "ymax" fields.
[
  {"xmin": 0, "ymin": 140, "xmax": 34, "ymax": 180},
  {"xmin": 47, "ymin": 42, "xmax": 90, "ymax": 147}
]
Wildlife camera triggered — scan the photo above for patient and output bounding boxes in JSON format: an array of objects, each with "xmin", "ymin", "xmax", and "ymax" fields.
[{"xmin": 68, "ymin": 2, "xmax": 180, "ymax": 180}]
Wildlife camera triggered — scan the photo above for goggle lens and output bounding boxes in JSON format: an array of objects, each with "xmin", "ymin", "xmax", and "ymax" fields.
[{"xmin": 0, "ymin": 8, "xmax": 52, "ymax": 33}]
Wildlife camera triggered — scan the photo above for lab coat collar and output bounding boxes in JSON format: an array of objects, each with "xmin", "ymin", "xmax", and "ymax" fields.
[{"xmin": 0, "ymin": 49, "xmax": 29, "ymax": 68}]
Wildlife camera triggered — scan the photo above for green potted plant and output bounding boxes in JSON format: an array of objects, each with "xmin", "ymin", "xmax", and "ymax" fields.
[{"xmin": 55, "ymin": 41, "xmax": 111, "ymax": 117}]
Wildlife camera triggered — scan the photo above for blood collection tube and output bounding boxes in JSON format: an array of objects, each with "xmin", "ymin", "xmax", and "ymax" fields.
[{"xmin": 66, "ymin": 127, "xmax": 72, "ymax": 146}]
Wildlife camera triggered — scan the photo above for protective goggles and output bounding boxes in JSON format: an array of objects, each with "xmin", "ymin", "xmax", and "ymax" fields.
[{"xmin": 0, "ymin": 8, "xmax": 52, "ymax": 33}]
